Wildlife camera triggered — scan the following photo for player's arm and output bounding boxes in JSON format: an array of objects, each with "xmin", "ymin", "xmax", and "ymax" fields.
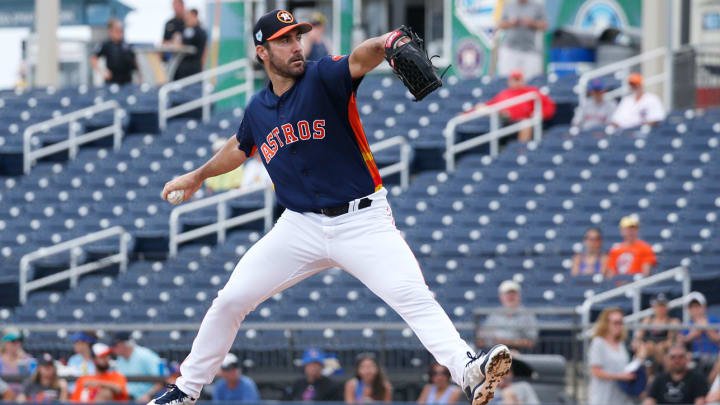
[
  {"xmin": 162, "ymin": 134, "xmax": 249, "ymax": 201},
  {"xmin": 348, "ymin": 33, "xmax": 391, "ymax": 79}
]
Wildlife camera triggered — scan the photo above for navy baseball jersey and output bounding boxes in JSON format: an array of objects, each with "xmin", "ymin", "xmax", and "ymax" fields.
[{"xmin": 235, "ymin": 55, "xmax": 382, "ymax": 212}]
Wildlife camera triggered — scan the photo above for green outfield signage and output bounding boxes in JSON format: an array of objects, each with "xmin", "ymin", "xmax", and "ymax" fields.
[{"xmin": 450, "ymin": 0, "xmax": 642, "ymax": 79}]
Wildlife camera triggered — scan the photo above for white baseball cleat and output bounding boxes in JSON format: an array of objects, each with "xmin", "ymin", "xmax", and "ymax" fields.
[
  {"xmin": 147, "ymin": 384, "xmax": 196, "ymax": 405},
  {"xmin": 462, "ymin": 344, "xmax": 513, "ymax": 405}
]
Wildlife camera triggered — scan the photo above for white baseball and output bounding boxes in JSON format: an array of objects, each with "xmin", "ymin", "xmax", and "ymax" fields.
[{"xmin": 167, "ymin": 190, "xmax": 184, "ymax": 205}]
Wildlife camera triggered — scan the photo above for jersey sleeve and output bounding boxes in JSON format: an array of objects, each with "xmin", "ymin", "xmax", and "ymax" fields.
[
  {"xmin": 235, "ymin": 116, "xmax": 256, "ymax": 157},
  {"xmin": 317, "ymin": 55, "xmax": 357, "ymax": 104}
]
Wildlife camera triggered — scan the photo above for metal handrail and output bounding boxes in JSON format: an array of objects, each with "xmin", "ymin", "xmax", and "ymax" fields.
[
  {"xmin": 444, "ymin": 91, "xmax": 543, "ymax": 172},
  {"xmin": 576, "ymin": 47, "xmax": 670, "ymax": 108},
  {"xmin": 370, "ymin": 136, "xmax": 412, "ymax": 190},
  {"xmin": 23, "ymin": 100, "xmax": 124, "ymax": 174},
  {"xmin": 19, "ymin": 226, "xmax": 130, "ymax": 304},
  {"xmin": 168, "ymin": 182, "xmax": 274, "ymax": 257},
  {"xmin": 158, "ymin": 58, "xmax": 254, "ymax": 131}
]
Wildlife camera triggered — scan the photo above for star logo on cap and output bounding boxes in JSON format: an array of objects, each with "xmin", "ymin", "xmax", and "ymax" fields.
[
  {"xmin": 255, "ymin": 30, "xmax": 262, "ymax": 42},
  {"xmin": 277, "ymin": 10, "xmax": 293, "ymax": 23}
]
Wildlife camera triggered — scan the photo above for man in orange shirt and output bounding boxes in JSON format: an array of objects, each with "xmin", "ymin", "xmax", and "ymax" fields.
[
  {"xmin": 607, "ymin": 216, "xmax": 657, "ymax": 277},
  {"xmin": 71, "ymin": 343, "xmax": 129, "ymax": 403}
]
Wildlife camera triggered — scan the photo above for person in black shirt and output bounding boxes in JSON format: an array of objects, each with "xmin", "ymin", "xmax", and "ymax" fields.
[
  {"xmin": 644, "ymin": 344, "xmax": 708, "ymax": 405},
  {"xmin": 173, "ymin": 8, "xmax": 207, "ymax": 80},
  {"xmin": 163, "ymin": 0, "xmax": 186, "ymax": 45},
  {"xmin": 91, "ymin": 19, "xmax": 138, "ymax": 85},
  {"xmin": 285, "ymin": 349, "xmax": 340, "ymax": 401}
]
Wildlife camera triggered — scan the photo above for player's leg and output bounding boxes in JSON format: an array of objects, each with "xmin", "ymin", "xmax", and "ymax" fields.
[
  {"xmin": 329, "ymin": 198, "xmax": 510, "ymax": 405},
  {"xmin": 170, "ymin": 210, "xmax": 330, "ymax": 400}
]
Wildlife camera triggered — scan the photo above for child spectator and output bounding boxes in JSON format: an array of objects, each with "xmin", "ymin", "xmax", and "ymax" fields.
[{"xmin": 607, "ymin": 216, "xmax": 657, "ymax": 277}]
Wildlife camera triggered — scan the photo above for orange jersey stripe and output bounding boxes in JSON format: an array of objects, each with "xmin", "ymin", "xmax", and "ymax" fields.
[{"xmin": 347, "ymin": 93, "xmax": 383, "ymax": 190}]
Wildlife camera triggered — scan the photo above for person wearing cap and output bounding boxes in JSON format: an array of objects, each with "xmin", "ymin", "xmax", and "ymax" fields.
[
  {"xmin": 286, "ymin": 348, "xmax": 340, "ymax": 401},
  {"xmin": 17, "ymin": 353, "xmax": 69, "ymax": 403},
  {"xmin": 0, "ymin": 328, "xmax": 36, "ymax": 396},
  {"xmin": 154, "ymin": 7, "xmax": 512, "ymax": 405},
  {"xmin": 496, "ymin": 0, "xmax": 547, "ymax": 79},
  {"xmin": 632, "ymin": 294, "xmax": 680, "ymax": 370},
  {"xmin": 611, "ymin": 73, "xmax": 667, "ymax": 129},
  {"xmin": 71, "ymin": 343, "xmax": 129, "ymax": 402},
  {"xmin": 607, "ymin": 216, "xmax": 657, "ymax": 277},
  {"xmin": 571, "ymin": 79, "xmax": 617, "ymax": 131},
  {"xmin": 476, "ymin": 281, "xmax": 538, "ymax": 352},
  {"xmin": 467, "ymin": 69, "xmax": 556, "ymax": 143},
  {"xmin": 111, "ymin": 332, "xmax": 163, "ymax": 402},
  {"xmin": 304, "ymin": 13, "xmax": 330, "ymax": 61},
  {"xmin": 681, "ymin": 292, "xmax": 720, "ymax": 361},
  {"xmin": 644, "ymin": 344, "xmax": 708, "ymax": 405},
  {"xmin": 67, "ymin": 331, "xmax": 98, "ymax": 379},
  {"xmin": 212, "ymin": 353, "xmax": 259, "ymax": 402}
]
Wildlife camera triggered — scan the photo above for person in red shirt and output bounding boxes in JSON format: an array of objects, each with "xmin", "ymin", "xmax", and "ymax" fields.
[
  {"xmin": 71, "ymin": 343, "xmax": 129, "ymax": 403},
  {"xmin": 467, "ymin": 69, "xmax": 556, "ymax": 143},
  {"xmin": 607, "ymin": 216, "xmax": 657, "ymax": 277}
]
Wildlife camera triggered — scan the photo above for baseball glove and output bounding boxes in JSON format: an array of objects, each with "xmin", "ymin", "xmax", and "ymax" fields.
[{"xmin": 384, "ymin": 26, "xmax": 447, "ymax": 102}]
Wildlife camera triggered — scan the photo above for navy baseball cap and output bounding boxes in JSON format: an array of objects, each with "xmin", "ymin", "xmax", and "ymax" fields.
[
  {"xmin": 588, "ymin": 79, "xmax": 605, "ymax": 91},
  {"xmin": 253, "ymin": 9, "xmax": 312, "ymax": 46}
]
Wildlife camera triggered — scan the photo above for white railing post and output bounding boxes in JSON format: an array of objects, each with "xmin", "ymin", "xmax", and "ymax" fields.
[
  {"xmin": 217, "ymin": 201, "xmax": 227, "ymax": 244},
  {"xmin": 18, "ymin": 227, "xmax": 129, "ymax": 304},
  {"xmin": 444, "ymin": 91, "xmax": 543, "ymax": 172},
  {"xmin": 158, "ymin": 58, "xmax": 253, "ymax": 131},
  {"xmin": 113, "ymin": 108, "xmax": 123, "ymax": 151},
  {"xmin": 23, "ymin": 100, "xmax": 123, "ymax": 174},
  {"xmin": 264, "ymin": 187, "xmax": 274, "ymax": 232},
  {"xmin": 577, "ymin": 47, "xmax": 668, "ymax": 107},
  {"xmin": 370, "ymin": 136, "xmax": 412, "ymax": 191},
  {"xmin": 533, "ymin": 97, "xmax": 543, "ymax": 143}
]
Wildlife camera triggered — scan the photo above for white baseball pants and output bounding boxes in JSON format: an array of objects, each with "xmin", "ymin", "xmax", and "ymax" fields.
[{"xmin": 175, "ymin": 188, "xmax": 473, "ymax": 398}]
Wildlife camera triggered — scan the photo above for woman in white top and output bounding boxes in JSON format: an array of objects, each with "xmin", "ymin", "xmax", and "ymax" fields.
[{"xmin": 588, "ymin": 308, "xmax": 642, "ymax": 405}]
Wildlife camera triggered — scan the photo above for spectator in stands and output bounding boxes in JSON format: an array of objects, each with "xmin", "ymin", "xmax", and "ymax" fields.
[
  {"xmin": 286, "ymin": 348, "xmax": 340, "ymax": 401},
  {"xmin": 111, "ymin": 331, "xmax": 162, "ymax": 402},
  {"xmin": 611, "ymin": 73, "xmax": 667, "ymax": 129},
  {"xmin": 67, "ymin": 331, "xmax": 98, "ymax": 379},
  {"xmin": 495, "ymin": 358, "xmax": 540, "ymax": 405},
  {"xmin": 468, "ymin": 70, "xmax": 556, "ymax": 143},
  {"xmin": 607, "ymin": 215, "xmax": 657, "ymax": 277},
  {"xmin": 417, "ymin": 361, "xmax": 461, "ymax": 404},
  {"xmin": 644, "ymin": 344, "xmax": 708, "ymax": 405},
  {"xmin": 71, "ymin": 343, "xmax": 129, "ymax": 402},
  {"xmin": 163, "ymin": 0, "xmax": 185, "ymax": 46},
  {"xmin": 571, "ymin": 228, "xmax": 608, "ymax": 276},
  {"xmin": 633, "ymin": 294, "xmax": 681, "ymax": 370},
  {"xmin": 173, "ymin": 9, "xmax": 207, "ymax": 80},
  {"xmin": 477, "ymin": 280, "xmax": 538, "ymax": 352},
  {"xmin": 16, "ymin": 353, "xmax": 68, "ymax": 403},
  {"xmin": 588, "ymin": 308, "xmax": 639, "ymax": 405},
  {"xmin": 212, "ymin": 353, "xmax": 259, "ymax": 402},
  {"xmin": 345, "ymin": 353, "xmax": 392, "ymax": 403},
  {"xmin": 496, "ymin": 0, "xmax": 547, "ymax": 79},
  {"xmin": 91, "ymin": 19, "xmax": 138, "ymax": 85},
  {"xmin": 681, "ymin": 292, "xmax": 720, "ymax": 363},
  {"xmin": 0, "ymin": 328, "xmax": 36, "ymax": 397},
  {"xmin": 571, "ymin": 79, "xmax": 617, "ymax": 131},
  {"xmin": 305, "ymin": 13, "xmax": 330, "ymax": 61}
]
